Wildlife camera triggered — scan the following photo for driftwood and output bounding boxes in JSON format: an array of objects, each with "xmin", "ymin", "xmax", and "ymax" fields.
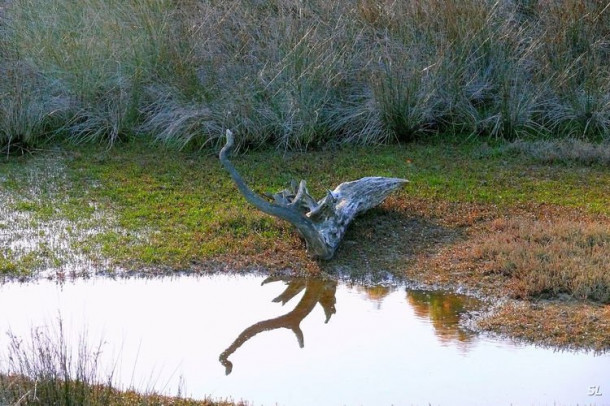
[
  {"xmin": 219, "ymin": 130, "xmax": 408, "ymax": 260},
  {"xmin": 219, "ymin": 276, "xmax": 337, "ymax": 375}
]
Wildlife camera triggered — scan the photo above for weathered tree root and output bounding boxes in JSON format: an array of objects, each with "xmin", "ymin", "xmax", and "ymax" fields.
[{"xmin": 219, "ymin": 129, "xmax": 407, "ymax": 260}]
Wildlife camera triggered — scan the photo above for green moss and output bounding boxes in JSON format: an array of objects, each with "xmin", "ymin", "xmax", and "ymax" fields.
[
  {"xmin": 0, "ymin": 251, "xmax": 36, "ymax": 277},
  {"xmin": 0, "ymin": 256, "xmax": 18, "ymax": 275}
]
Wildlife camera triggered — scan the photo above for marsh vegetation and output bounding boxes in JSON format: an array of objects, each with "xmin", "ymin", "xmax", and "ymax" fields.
[
  {"xmin": 2, "ymin": 140, "xmax": 609, "ymax": 349},
  {"xmin": 1, "ymin": 0, "xmax": 609, "ymax": 151},
  {"xmin": 0, "ymin": 0, "xmax": 609, "ymax": 403},
  {"xmin": 0, "ymin": 316, "xmax": 239, "ymax": 406}
]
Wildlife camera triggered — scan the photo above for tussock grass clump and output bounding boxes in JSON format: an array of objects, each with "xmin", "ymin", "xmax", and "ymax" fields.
[
  {"xmin": 0, "ymin": 59, "xmax": 72, "ymax": 154},
  {"xmin": 473, "ymin": 217, "xmax": 610, "ymax": 303},
  {"xmin": 1, "ymin": 320, "xmax": 115, "ymax": 405},
  {"xmin": 1, "ymin": 0, "xmax": 609, "ymax": 149},
  {"xmin": 2, "ymin": 0, "xmax": 186, "ymax": 146}
]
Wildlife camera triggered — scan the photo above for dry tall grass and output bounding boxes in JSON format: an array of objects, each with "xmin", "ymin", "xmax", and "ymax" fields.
[
  {"xmin": 1, "ymin": 319, "xmax": 116, "ymax": 405},
  {"xmin": 1, "ymin": 0, "xmax": 609, "ymax": 150},
  {"xmin": 0, "ymin": 319, "xmax": 238, "ymax": 405}
]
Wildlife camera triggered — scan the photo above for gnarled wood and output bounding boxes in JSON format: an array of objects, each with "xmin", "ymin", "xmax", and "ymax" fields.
[{"xmin": 219, "ymin": 129, "xmax": 407, "ymax": 259}]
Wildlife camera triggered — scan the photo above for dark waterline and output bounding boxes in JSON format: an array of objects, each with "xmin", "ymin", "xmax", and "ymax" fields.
[{"xmin": 0, "ymin": 274, "xmax": 608, "ymax": 406}]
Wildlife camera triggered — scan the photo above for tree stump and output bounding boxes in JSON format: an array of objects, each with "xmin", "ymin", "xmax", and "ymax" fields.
[{"xmin": 219, "ymin": 130, "xmax": 407, "ymax": 260}]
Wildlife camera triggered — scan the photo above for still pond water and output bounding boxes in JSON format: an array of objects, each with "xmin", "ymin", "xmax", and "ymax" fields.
[{"xmin": 0, "ymin": 274, "xmax": 608, "ymax": 406}]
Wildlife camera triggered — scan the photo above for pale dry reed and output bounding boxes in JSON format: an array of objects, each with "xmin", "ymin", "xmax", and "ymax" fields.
[{"xmin": 1, "ymin": 0, "xmax": 608, "ymax": 150}]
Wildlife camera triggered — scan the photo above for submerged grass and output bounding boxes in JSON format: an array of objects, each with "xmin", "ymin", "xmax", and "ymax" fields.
[
  {"xmin": 1, "ymin": 0, "xmax": 609, "ymax": 150},
  {"xmin": 0, "ymin": 150, "xmax": 120, "ymax": 278}
]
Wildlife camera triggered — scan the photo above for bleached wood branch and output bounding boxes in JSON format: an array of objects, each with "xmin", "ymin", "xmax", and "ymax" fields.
[{"xmin": 219, "ymin": 129, "xmax": 407, "ymax": 259}]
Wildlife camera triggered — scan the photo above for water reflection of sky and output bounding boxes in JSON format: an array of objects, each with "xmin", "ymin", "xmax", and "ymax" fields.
[{"xmin": 0, "ymin": 274, "xmax": 608, "ymax": 406}]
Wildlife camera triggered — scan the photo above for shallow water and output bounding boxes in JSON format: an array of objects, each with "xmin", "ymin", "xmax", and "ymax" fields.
[{"xmin": 0, "ymin": 274, "xmax": 608, "ymax": 406}]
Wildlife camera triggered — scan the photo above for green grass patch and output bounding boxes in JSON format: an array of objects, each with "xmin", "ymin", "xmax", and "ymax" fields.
[
  {"xmin": 56, "ymin": 139, "xmax": 610, "ymax": 269},
  {"xmin": 0, "ymin": 251, "xmax": 36, "ymax": 278},
  {"xmin": 1, "ymin": 138, "xmax": 609, "ymax": 275}
]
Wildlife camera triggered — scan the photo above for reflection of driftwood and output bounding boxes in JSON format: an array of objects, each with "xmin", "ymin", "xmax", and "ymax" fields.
[
  {"xmin": 219, "ymin": 277, "xmax": 337, "ymax": 375},
  {"xmin": 219, "ymin": 130, "xmax": 408, "ymax": 259}
]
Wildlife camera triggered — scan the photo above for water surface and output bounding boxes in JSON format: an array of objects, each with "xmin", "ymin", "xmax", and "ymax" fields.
[{"xmin": 0, "ymin": 274, "xmax": 608, "ymax": 406}]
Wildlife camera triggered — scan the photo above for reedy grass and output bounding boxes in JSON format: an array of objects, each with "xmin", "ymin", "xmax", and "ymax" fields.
[
  {"xmin": 0, "ymin": 318, "xmax": 241, "ymax": 405},
  {"xmin": 1, "ymin": 319, "xmax": 115, "ymax": 406},
  {"xmin": 2, "ymin": 0, "xmax": 182, "ymax": 146},
  {"xmin": 1, "ymin": 0, "xmax": 609, "ymax": 150}
]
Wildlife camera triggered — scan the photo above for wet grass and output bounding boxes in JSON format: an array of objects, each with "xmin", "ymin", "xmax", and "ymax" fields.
[
  {"xmin": 2, "ymin": 139, "xmax": 610, "ymax": 272},
  {"xmin": 0, "ymin": 150, "xmax": 118, "ymax": 278},
  {"xmin": 41, "ymin": 141, "xmax": 610, "ymax": 265}
]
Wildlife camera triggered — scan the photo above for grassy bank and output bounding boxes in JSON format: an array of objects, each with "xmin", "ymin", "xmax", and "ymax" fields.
[
  {"xmin": 1, "ymin": 139, "xmax": 609, "ymax": 350},
  {"xmin": 3, "ymin": 138, "xmax": 609, "ymax": 274},
  {"xmin": 1, "ymin": 0, "xmax": 609, "ymax": 151}
]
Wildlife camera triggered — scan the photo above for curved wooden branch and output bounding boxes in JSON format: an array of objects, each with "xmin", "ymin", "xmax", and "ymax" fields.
[
  {"xmin": 219, "ymin": 129, "xmax": 408, "ymax": 259},
  {"xmin": 220, "ymin": 130, "xmax": 331, "ymax": 257}
]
